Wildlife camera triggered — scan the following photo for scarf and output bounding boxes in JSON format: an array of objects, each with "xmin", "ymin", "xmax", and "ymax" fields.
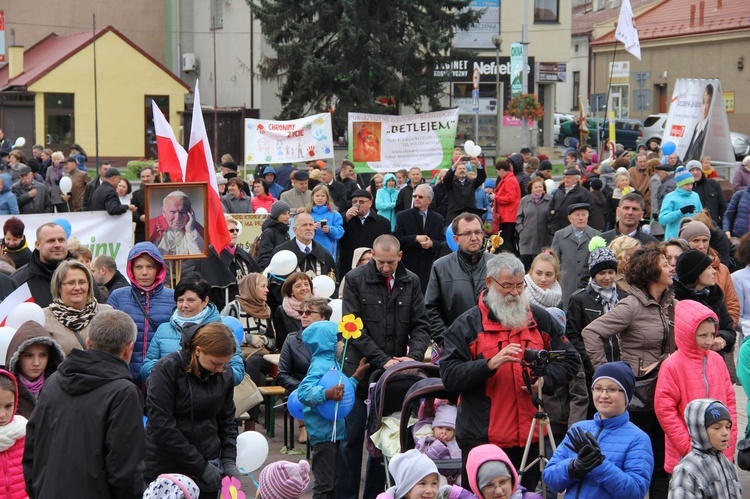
[
  {"xmin": 530, "ymin": 192, "xmax": 544, "ymax": 205},
  {"xmin": 3, "ymin": 236, "xmax": 28, "ymax": 254},
  {"xmin": 52, "ymin": 163, "xmax": 63, "ymax": 182},
  {"xmin": 523, "ymin": 274, "xmax": 562, "ymax": 308},
  {"xmin": 589, "ymin": 280, "xmax": 619, "ymax": 313},
  {"xmin": 0, "ymin": 415, "xmax": 26, "ymax": 452},
  {"xmin": 19, "ymin": 373, "xmax": 45, "ymax": 396},
  {"xmin": 282, "ymin": 295, "xmax": 303, "ymax": 320},
  {"xmin": 236, "ymin": 273, "xmax": 271, "ymax": 319},
  {"xmin": 47, "ymin": 298, "xmax": 98, "ymax": 331},
  {"xmin": 172, "ymin": 305, "xmax": 214, "ymax": 328}
]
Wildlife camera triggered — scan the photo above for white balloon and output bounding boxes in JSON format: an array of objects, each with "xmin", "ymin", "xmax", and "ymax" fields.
[
  {"xmin": 472, "ymin": 145, "xmax": 482, "ymax": 157},
  {"xmin": 329, "ymin": 299, "xmax": 343, "ymax": 324},
  {"xmin": 255, "ymin": 207, "xmax": 269, "ymax": 215},
  {"xmin": 59, "ymin": 176, "xmax": 73, "ymax": 195},
  {"xmin": 0, "ymin": 327, "xmax": 16, "ymax": 366},
  {"xmin": 265, "ymin": 250, "xmax": 297, "ymax": 276},
  {"xmin": 6, "ymin": 303, "xmax": 45, "ymax": 330},
  {"xmin": 236, "ymin": 431, "xmax": 269, "ymax": 473},
  {"xmin": 463, "ymin": 140, "xmax": 475, "ymax": 156},
  {"xmin": 312, "ymin": 275, "xmax": 336, "ymax": 299},
  {"xmin": 12, "ymin": 137, "xmax": 25, "ymax": 149}
]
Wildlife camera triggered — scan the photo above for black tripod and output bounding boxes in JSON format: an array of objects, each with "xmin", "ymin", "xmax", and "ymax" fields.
[{"xmin": 518, "ymin": 364, "xmax": 556, "ymax": 497}]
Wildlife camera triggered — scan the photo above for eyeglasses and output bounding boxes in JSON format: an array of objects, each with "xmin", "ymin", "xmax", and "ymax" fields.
[
  {"xmin": 228, "ymin": 228, "xmax": 240, "ymax": 233},
  {"xmin": 455, "ymin": 230, "xmax": 484, "ymax": 238},
  {"xmin": 592, "ymin": 386, "xmax": 624, "ymax": 395},
  {"xmin": 300, "ymin": 310, "xmax": 319, "ymax": 317},
  {"xmin": 61, "ymin": 280, "xmax": 88, "ymax": 289},
  {"xmin": 412, "ymin": 195, "xmax": 425, "ymax": 199},
  {"xmin": 490, "ymin": 277, "xmax": 526, "ymax": 292}
]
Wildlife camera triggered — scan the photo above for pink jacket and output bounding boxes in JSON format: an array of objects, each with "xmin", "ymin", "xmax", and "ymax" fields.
[
  {"xmin": 0, "ymin": 370, "xmax": 26, "ymax": 499},
  {"xmin": 654, "ymin": 300, "xmax": 737, "ymax": 473},
  {"xmin": 466, "ymin": 444, "xmax": 542, "ymax": 499}
]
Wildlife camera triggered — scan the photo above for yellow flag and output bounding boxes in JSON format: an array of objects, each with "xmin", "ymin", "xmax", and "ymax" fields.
[{"xmin": 609, "ymin": 111, "xmax": 616, "ymax": 145}]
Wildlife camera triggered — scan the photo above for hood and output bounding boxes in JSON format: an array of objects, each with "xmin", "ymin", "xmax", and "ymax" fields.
[
  {"xmin": 466, "ymin": 444, "xmax": 520, "ymax": 497},
  {"xmin": 350, "ymin": 247, "xmax": 372, "ymax": 270},
  {"xmin": 172, "ymin": 302, "xmax": 221, "ymax": 339},
  {"xmin": 684, "ymin": 398, "xmax": 725, "ymax": 454},
  {"xmin": 261, "ymin": 217, "xmax": 288, "ymax": 231},
  {"xmin": 0, "ymin": 369, "xmax": 18, "ymax": 416},
  {"xmin": 178, "ymin": 322, "xmax": 205, "ymax": 352},
  {"xmin": 674, "ymin": 299, "xmax": 718, "ymax": 359},
  {"xmin": 383, "ymin": 173, "xmax": 397, "ymax": 188},
  {"xmin": 126, "ymin": 242, "xmax": 167, "ymax": 292},
  {"xmin": 5, "ymin": 321, "xmax": 65, "ymax": 376},
  {"xmin": 55, "ymin": 349, "xmax": 132, "ymax": 395},
  {"xmin": 0, "ymin": 173, "xmax": 11, "ymax": 194},
  {"xmin": 301, "ymin": 321, "xmax": 338, "ymax": 359}
]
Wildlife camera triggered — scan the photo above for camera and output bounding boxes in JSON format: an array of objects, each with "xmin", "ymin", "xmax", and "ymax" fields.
[{"xmin": 523, "ymin": 349, "xmax": 567, "ymax": 365}]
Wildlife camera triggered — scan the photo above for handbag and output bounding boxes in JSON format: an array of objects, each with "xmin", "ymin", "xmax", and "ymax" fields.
[
  {"xmin": 628, "ymin": 357, "xmax": 664, "ymax": 413},
  {"xmin": 233, "ymin": 373, "xmax": 264, "ymax": 418},
  {"xmin": 737, "ymin": 438, "xmax": 750, "ymax": 471}
]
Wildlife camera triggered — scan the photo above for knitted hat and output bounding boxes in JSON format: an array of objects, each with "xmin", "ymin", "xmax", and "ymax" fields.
[
  {"xmin": 388, "ymin": 450, "xmax": 439, "ymax": 499},
  {"xmin": 215, "ymin": 173, "xmax": 227, "ymax": 186},
  {"xmin": 589, "ymin": 178, "xmax": 604, "ymax": 191},
  {"xmin": 704, "ymin": 401, "xmax": 732, "ymax": 428},
  {"xmin": 679, "ymin": 220, "xmax": 711, "ymax": 243},
  {"xmin": 539, "ymin": 160, "xmax": 553, "ymax": 171},
  {"xmin": 685, "ymin": 160, "xmax": 702, "ymax": 171},
  {"xmin": 484, "ymin": 179, "xmax": 495, "ymax": 189},
  {"xmin": 592, "ymin": 361, "xmax": 635, "ymax": 404},
  {"xmin": 432, "ymin": 404, "xmax": 457, "ymax": 430},
  {"xmin": 143, "ymin": 473, "xmax": 199, "ymax": 499},
  {"xmin": 675, "ymin": 249, "xmax": 713, "ymax": 286},
  {"xmin": 270, "ymin": 200, "xmax": 291, "ymax": 220},
  {"xmin": 675, "ymin": 166, "xmax": 694, "ymax": 188},
  {"xmin": 588, "ymin": 236, "xmax": 618, "ymax": 276},
  {"xmin": 258, "ymin": 460, "xmax": 311, "ymax": 499},
  {"xmin": 476, "ymin": 461, "xmax": 513, "ymax": 490}
]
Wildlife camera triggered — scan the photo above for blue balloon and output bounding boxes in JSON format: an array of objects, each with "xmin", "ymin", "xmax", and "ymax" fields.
[
  {"xmin": 287, "ymin": 389, "xmax": 305, "ymax": 420},
  {"xmin": 445, "ymin": 225, "xmax": 458, "ymax": 252},
  {"xmin": 662, "ymin": 141, "xmax": 676, "ymax": 156},
  {"xmin": 221, "ymin": 316, "xmax": 244, "ymax": 346},
  {"xmin": 53, "ymin": 218, "xmax": 72, "ymax": 238},
  {"xmin": 317, "ymin": 368, "xmax": 355, "ymax": 420}
]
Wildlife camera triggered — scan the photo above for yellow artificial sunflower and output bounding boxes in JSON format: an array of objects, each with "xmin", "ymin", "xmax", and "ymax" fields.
[{"xmin": 339, "ymin": 314, "xmax": 363, "ymax": 340}]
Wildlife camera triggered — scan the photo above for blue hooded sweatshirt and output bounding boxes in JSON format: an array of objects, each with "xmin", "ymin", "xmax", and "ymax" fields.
[
  {"xmin": 375, "ymin": 173, "xmax": 399, "ymax": 230},
  {"xmin": 0, "ymin": 173, "xmax": 19, "ymax": 215},
  {"xmin": 297, "ymin": 321, "xmax": 358, "ymax": 446}
]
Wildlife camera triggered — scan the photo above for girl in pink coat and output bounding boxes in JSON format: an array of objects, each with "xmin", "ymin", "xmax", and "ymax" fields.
[
  {"xmin": 654, "ymin": 299, "xmax": 737, "ymax": 473},
  {"xmin": 0, "ymin": 369, "xmax": 27, "ymax": 499}
]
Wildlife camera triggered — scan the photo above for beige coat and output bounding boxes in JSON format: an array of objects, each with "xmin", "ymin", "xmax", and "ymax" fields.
[
  {"xmin": 710, "ymin": 248, "xmax": 740, "ymax": 326},
  {"xmin": 582, "ymin": 286, "xmax": 675, "ymax": 376},
  {"xmin": 43, "ymin": 304, "xmax": 114, "ymax": 356}
]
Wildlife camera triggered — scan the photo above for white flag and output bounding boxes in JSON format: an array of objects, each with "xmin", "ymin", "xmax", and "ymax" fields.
[{"xmin": 615, "ymin": 0, "xmax": 641, "ymax": 60}]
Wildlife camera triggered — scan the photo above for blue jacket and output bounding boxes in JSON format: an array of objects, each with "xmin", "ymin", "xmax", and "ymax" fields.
[
  {"xmin": 723, "ymin": 186, "xmax": 750, "ymax": 238},
  {"xmin": 474, "ymin": 186, "xmax": 492, "ymax": 223},
  {"xmin": 139, "ymin": 303, "xmax": 244, "ymax": 386},
  {"xmin": 296, "ymin": 321, "xmax": 358, "ymax": 446},
  {"xmin": 543, "ymin": 412, "xmax": 653, "ymax": 499},
  {"xmin": 0, "ymin": 173, "xmax": 19, "ymax": 215},
  {"xmin": 268, "ymin": 182, "xmax": 283, "ymax": 199},
  {"xmin": 375, "ymin": 174, "xmax": 399, "ymax": 230},
  {"xmin": 659, "ymin": 187, "xmax": 703, "ymax": 240},
  {"xmin": 310, "ymin": 204, "xmax": 344, "ymax": 260},
  {"xmin": 107, "ymin": 242, "xmax": 175, "ymax": 386}
]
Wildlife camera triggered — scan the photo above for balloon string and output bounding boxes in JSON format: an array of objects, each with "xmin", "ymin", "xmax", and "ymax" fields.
[
  {"xmin": 239, "ymin": 468, "xmax": 259, "ymax": 488},
  {"xmin": 268, "ymin": 273, "xmax": 287, "ymax": 283},
  {"xmin": 331, "ymin": 370, "xmax": 344, "ymax": 442}
]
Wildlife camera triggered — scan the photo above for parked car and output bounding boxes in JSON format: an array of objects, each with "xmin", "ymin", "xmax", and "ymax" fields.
[
  {"xmin": 559, "ymin": 117, "xmax": 643, "ymax": 150},
  {"xmin": 554, "ymin": 113, "xmax": 574, "ymax": 144},
  {"xmin": 643, "ymin": 113, "xmax": 750, "ymax": 159}
]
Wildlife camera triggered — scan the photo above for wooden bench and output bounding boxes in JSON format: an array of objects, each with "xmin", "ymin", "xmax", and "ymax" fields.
[{"xmin": 259, "ymin": 385, "xmax": 286, "ymax": 438}]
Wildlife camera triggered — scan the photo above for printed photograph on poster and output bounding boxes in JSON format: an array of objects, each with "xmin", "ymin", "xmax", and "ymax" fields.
[
  {"xmin": 145, "ymin": 182, "xmax": 209, "ymax": 259},
  {"xmin": 682, "ymin": 83, "xmax": 713, "ymax": 162},
  {"xmin": 352, "ymin": 122, "xmax": 382, "ymax": 162}
]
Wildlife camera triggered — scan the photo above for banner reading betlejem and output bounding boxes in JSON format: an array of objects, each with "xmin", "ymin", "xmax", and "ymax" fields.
[
  {"xmin": 244, "ymin": 113, "xmax": 334, "ymax": 165},
  {"xmin": 347, "ymin": 109, "xmax": 460, "ymax": 172}
]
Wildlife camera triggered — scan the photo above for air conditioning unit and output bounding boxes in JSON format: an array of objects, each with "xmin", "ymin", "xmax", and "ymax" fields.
[{"xmin": 182, "ymin": 53, "xmax": 197, "ymax": 73}]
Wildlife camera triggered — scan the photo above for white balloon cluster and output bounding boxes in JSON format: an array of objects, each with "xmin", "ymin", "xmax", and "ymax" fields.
[{"xmin": 463, "ymin": 140, "xmax": 482, "ymax": 158}]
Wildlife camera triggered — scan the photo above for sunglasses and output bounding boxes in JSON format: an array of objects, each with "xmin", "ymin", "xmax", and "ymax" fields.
[
  {"xmin": 228, "ymin": 228, "xmax": 240, "ymax": 233},
  {"xmin": 300, "ymin": 310, "xmax": 319, "ymax": 316}
]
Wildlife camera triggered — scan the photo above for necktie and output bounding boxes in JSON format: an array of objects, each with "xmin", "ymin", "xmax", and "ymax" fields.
[
  {"xmin": 387, "ymin": 277, "xmax": 393, "ymax": 294},
  {"xmin": 304, "ymin": 247, "xmax": 311, "ymax": 254},
  {"xmin": 421, "ymin": 212, "xmax": 427, "ymax": 230}
]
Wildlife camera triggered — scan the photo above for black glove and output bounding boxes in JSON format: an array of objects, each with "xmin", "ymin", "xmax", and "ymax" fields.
[
  {"xmin": 567, "ymin": 445, "xmax": 605, "ymax": 479},
  {"xmin": 564, "ymin": 427, "xmax": 589, "ymax": 454},
  {"xmin": 200, "ymin": 462, "xmax": 223, "ymax": 489},
  {"xmin": 680, "ymin": 205, "xmax": 695, "ymax": 214}
]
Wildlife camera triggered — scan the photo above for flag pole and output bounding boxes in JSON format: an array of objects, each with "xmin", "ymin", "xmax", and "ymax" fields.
[
  {"xmin": 600, "ymin": 34, "xmax": 619, "ymax": 157},
  {"xmin": 92, "ymin": 14, "xmax": 100, "ymax": 171}
]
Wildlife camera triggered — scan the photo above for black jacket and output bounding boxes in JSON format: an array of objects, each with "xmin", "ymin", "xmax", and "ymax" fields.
[
  {"xmin": 673, "ymin": 280, "xmax": 736, "ymax": 353},
  {"xmin": 443, "ymin": 166, "xmax": 487, "ymax": 223},
  {"xmin": 23, "ymin": 349, "xmax": 145, "ymax": 499},
  {"xmin": 105, "ymin": 270, "xmax": 130, "ymax": 294},
  {"xmin": 144, "ymin": 325, "xmax": 237, "ymax": 490},
  {"xmin": 548, "ymin": 183, "xmax": 592, "ymax": 234},
  {"xmin": 601, "ymin": 225, "xmax": 659, "ymax": 246},
  {"xmin": 324, "ymin": 180, "xmax": 348, "ymax": 214},
  {"xmin": 0, "ymin": 272, "xmax": 16, "ymax": 301},
  {"xmin": 277, "ymin": 330, "xmax": 311, "ymax": 394},
  {"xmin": 338, "ymin": 210, "xmax": 392, "ymax": 278},
  {"xmin": 431, "ymin": 182, "xmax": 449, "ymax": 220},
  {"xmin": 273, "ymin": 307, "xmax": 302, "ymax": 353},
  {"xmin": 90, "ymin": 181, "xmax": 129, "ymax": 215},
  {"xmin": 694, "ymin": 174, "xmax": 727, "ymax": 228},
  {"xmin": 395, "ymin": 179, "xmax": 425, "ymax": 213},
  {"xmin": 2, "ymin": 237, "xmax": 32, "ymax": 269},
  {"xmin": 393, "ymin": 207, "xmax": 445, "ymax": 293},
  {"xmin": 257, "ymin": 218, "xmax": 291, "ymax": 269},
  {"xmin": 82, "ymin": 176, "xmax": 103, "ymax": 211},
  {"xmin": 132, "ymin": 188, "xmax": 147, "ymax": 243},
  {"xmin": 341, "ymin": 260, "xmax": 430, "ymax": 396}
]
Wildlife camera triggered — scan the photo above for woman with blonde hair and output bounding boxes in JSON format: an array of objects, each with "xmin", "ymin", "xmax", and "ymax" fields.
[
  {"xmin": 608, "ymin": 235, "xmax": 641, "ymax": 293},
  {"xmin": 305, "ymin": 184, "xmax": 344, "ymax": 259},
  {"xmin": 523, "ymin": 248, "xmax": 562, "ymax": 308}
]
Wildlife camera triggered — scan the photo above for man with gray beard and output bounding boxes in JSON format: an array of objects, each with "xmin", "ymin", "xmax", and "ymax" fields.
[{"xmin": 440, "ymin": 252, "xmax": 579, "ymax": 491}]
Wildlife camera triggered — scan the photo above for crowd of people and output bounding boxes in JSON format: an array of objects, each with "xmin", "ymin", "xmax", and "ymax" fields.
[{"xmin": 0, "ymin": 138, "xmax": 748, "ymax": 499}]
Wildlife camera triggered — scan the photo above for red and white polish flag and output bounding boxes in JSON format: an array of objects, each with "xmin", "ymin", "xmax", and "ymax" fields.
[
  {"xmin": 152, "ymin": 100, "xmax": 187, "ymax": 181},
  {"xmin": 0, "ymin": 283, "xmax": 33, "ymax": 327}
]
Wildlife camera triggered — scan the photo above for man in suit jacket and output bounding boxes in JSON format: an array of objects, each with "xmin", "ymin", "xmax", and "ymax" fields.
[
  {"xmin": 338, "ymin": 189, "xmax": 391, "ymax": 278},
  {"xmin": 393, "ymin": 184, "xmax": 445, "ymax": 293},
  {"xmin": 394, "ymin": 167, "xmax": 425, "ymax": 213},
  {"xmin": 82, "ymin": 161, "xmax": 112, "ymax": 211},
  {"xmin": 551, "ymin": 203, "xmax": 601, "ymax": 309},
  {"xmin": 320, "ymin": 165, "xmax": 348, "ymax": 213}
]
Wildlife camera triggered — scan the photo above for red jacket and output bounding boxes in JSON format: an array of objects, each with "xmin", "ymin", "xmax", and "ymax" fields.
[
  {"xmin": 654, "ymin": 300, "xmax": 737, "ymax": 473},
  {"xmin": 492, "ymin": 172, "xmax": 521, "ymax": 232},
  {"xmin": 0, "ymin": 370, "xmax": 26, "ymax": 499}
]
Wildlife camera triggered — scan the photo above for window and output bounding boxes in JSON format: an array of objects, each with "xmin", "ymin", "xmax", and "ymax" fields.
[
  {"xmin": 44, "ymin": 93, "xmax": 74, "ymax": 148},
  {"xmin": 572, "ymin": 72, "xmax": 580, "ymax": 110},
  {"xmin": 145, "ymin": 96, "xmax": 169, "ymax": 158},
  {"xmin": 534, "ymin": 0, "xmax": 559, "ymax": 23},
  {"xmin": 211, "ymin": 0, "xmax": 223, "ymax": 30}
]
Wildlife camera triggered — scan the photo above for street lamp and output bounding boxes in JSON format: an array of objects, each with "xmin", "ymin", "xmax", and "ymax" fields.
[{"xmin": 492, "ymin": 35, "xmax": 503, "ymax": 160}]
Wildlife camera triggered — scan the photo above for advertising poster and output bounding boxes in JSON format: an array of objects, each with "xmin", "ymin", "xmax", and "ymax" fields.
[
  {"xmin": 244, "ymin": 113, "xmax": 334, "ymax": 165},
  {"xmin": 661, "ymin": 78, "xmax": 734, "ymax": 163},
  {"xmin": 347, "ymin": 109, "xmax": 459, "ymax": 173},
  {"xmin": 230, "ymin": 214, "xmax": 268, "ymax": 252},
  {"xmin": 454, "ymin": 0, "xmax": 500, "ymax": 49}
]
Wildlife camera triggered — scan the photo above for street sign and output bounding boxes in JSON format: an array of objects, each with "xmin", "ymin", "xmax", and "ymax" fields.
[
  {"xmin": 471, "ymin": 89, "xmax": 479, "ymax": 112},
  {"xmin": 633, "ymin": 71, "xmax": 650, "ymax": 89},
  {"xmin": 634, "ymin": 89, "xmax": 651, "ymax": 111},
  {"xmin": 510, "ymin": 43, "xmax": 524, "ymax": 98}
]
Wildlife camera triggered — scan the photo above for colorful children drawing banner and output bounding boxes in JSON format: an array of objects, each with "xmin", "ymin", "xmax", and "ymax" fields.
[
  {"xmin": 347, "ymin": 109, "xmax": 460, "ymax": 172},
  {"xmin": 244, "ymin": 113, "xmax": 334, "ymax": 165},
  {"xmin": 662, "ymin": 78, "xmax": 734, "ymax": 164},
  {"xmin": 0, "ymin": 212, "xmax": 133, "ymax": 272}
]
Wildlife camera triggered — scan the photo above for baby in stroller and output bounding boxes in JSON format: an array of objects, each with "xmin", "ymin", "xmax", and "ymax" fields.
[{"xmin": 412, "ymin": 399, "xmax": 461, "ymax": 484}]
